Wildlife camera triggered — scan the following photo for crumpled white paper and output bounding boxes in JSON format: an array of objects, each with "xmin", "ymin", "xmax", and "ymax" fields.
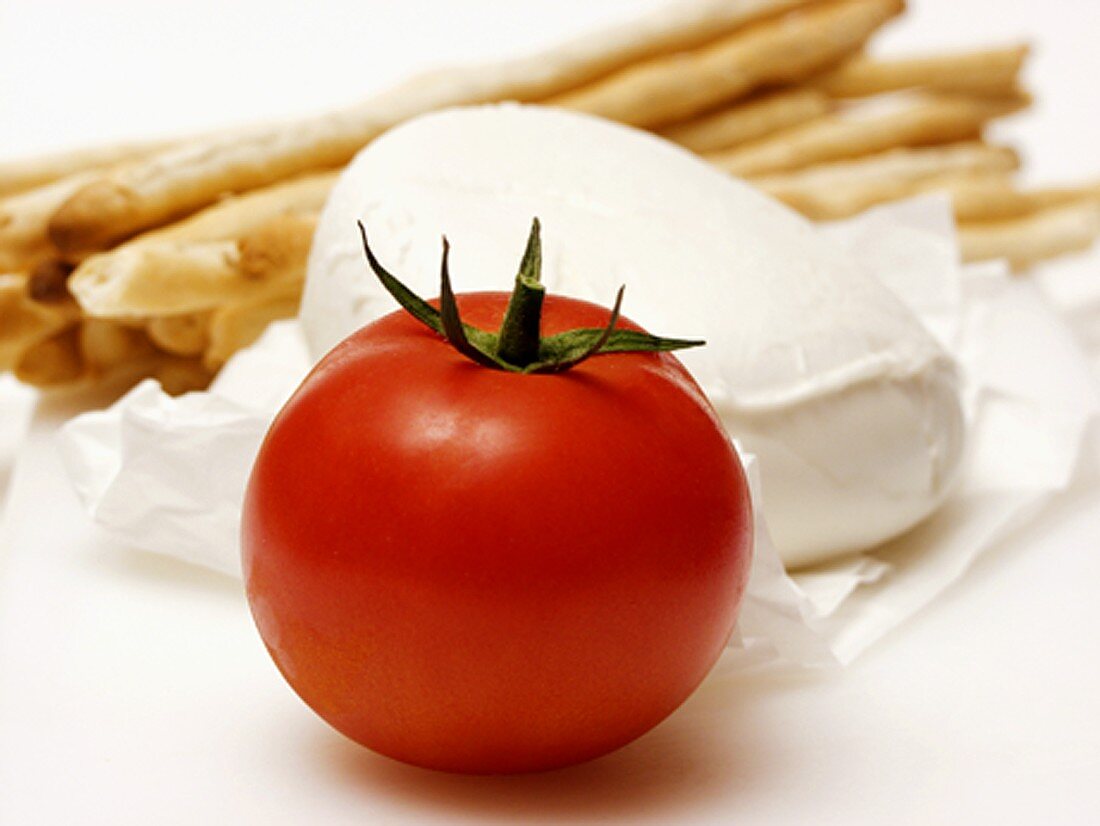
[{"xmin": 57, "ymin": 197, "xmax": 1100, "ymax": 668}]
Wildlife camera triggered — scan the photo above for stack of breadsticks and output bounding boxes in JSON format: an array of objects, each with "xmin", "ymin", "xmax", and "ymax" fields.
[{"xmin": 2, "ymin": 0, "xmax": 1097, "ymax": 393}]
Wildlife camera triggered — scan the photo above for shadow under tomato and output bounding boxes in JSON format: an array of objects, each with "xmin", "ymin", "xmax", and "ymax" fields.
[{"xmin": 310, "ymin": 665, "xmax": 823, "ymax": 823}]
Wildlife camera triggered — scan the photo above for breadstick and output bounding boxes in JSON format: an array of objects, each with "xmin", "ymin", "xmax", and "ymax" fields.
[
  {"xmin": 752, "ymin": 142, "xmax": 1018, "ymax": 190},
  {"xmin": 763, "ymin": 170, "xmax": 1099, "ymax": 223},
  {"xmin": 135, "ymin": 171, "xmax": 336, "ymax": 245},
  {"xmin": 13, "ymin": 325, "xmax": 84, "ymax": 387},
  {"xmin": 26, "ymin": 259, "xmax": 76, "ymax": 303},
  {"xmin": 0, "ymin": 170, "xmax": 102, "ymax": 272},
  {"xmin": 205, "ymin": 280, "xmax": 302, "ymax": 368},
  {"xmin": 661, "ymin": 88, "xmax": 831, "ymax": 153},
  {"xmin": 958, "ymin": 200, "xmax": 1100, "ymax": 267},
  {"xmin": 153, "ymin": 357, "xmax": 215, "ymax": 395},
  {"xmin": 0, "ymin": 137, "xmax": 177, "ymax": 198},
  {"xmin": 712, "ymin": 92, "xmax": 1028, "ymax": 177},
  {"xmin": 189, "ymin": 209, "xmax": 319, "ymax": 366},
  {"xmin": 79, "ymin": 318, "xmax": 155, "ymax": 371},
  {"xmin": 751, "ymin": 143, "xmax": 1020, "ymax": 218},
  {"xmin": 235, "ymin": 212, "xmax": 317, "ymax": 280},
  {"xmin": 44, "ymin": 0, "xmax": 813, "ymax": 256},
  {"xmin": 68, "ymin": 212, "xmax": 316, "ymax": 317},
  {"xmin": 176, "ymin": 211, "xmax": 318, "ymax": 365},
  {"xmin": 147, "ymin": 314, "xmax": 211, "ymax": 357},
  {"xmin": 939, "ymin": 177, "xmax": 1100, "ymax": 223},
  {"xmin": 44, "ymin": 172, "xmax": 331, "ymax": 311},
  {"xmin": 761, "ymin": 169, "xmax": 1006, "ymax": 220},
  {"xmin": 554, "ymin": 0, "xmax": 904, "ymax": 128},
  {"xmin": 490, "ymin": 0, "xmax": 817, "ymax": 98},
  {"xmin": 13, "ymin": 320, "xmax": 215, "ymax": 392},
  {"xmin": 816, "ymin": 44, "xmax": 1030, "ymax": 98},
  {"xmin": 0, "ymin": 273, "xmax": 80, "ymax": 370},
  {"xmin": 71, "ymin": 241, "xmax": 242, "ymax": 317}
]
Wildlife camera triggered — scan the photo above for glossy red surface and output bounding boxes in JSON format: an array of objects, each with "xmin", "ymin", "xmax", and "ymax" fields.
[{"xmin": 242, "ymin": 292, "xmax": 752, "ymax": 774}]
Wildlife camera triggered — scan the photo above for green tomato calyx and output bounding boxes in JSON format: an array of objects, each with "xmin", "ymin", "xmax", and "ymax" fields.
[{"xmin": 358, "ymin": 218, "xmax": 703, "ymax": 374}]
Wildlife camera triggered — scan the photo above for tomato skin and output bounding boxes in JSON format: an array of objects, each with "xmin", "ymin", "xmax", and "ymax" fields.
[{"xmin": 242, "ymin": 292, "xmax": 752, "ymax": 774}]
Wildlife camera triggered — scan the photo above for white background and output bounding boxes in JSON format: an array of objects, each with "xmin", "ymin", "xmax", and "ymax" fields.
[{"xmin": 2, "ymin": 2, "xmax": 1099, "ymax": 824}]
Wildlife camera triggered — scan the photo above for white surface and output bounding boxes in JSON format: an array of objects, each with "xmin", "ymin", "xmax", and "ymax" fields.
[{"xmin": 3, "ymin": 1, "xmax": 1100, "ymax": 824}]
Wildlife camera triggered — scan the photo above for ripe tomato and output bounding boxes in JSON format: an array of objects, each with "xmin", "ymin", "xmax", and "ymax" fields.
[{"xmin": 242, "ymin": 226, "xmax": 752, "ymax": 774}]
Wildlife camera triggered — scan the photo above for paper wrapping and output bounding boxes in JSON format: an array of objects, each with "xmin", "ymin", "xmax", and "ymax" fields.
[{"xmin": 57, "ymin": 197, "xmax": 1100, "ymax": 667}]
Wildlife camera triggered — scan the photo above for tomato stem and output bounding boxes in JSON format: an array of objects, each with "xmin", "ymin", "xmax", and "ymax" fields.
[
  {"xmin": 357, "ymin": 218, "xmax": 705, "ymax": 374},
  {"xmin": 496, "ymin": 219, "xmax": 546, "ymax": 368}
]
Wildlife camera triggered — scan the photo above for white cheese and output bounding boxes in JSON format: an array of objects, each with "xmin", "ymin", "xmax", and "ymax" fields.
[{"xmin": 302, "ymin": 104, "xmax": 965, "ymax": 567}]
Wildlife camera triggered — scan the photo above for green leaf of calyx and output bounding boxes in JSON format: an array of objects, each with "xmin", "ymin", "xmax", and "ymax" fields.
[
  {"xmin": 437, "ymin": 237, "xmax": 510, "ymax": 371},
  {"xmin": 531, "ymin": 292, "xmax": 703, "ymax": 372},
  {"xmin": 357, "ymin": 221, "xmax": 444, "ymax": 337},
  {"xmin": 358, "ymin": 217, "xmax": 705, "ymax": 375},
  {"xmin": 528, "ymin": 285, "xmax": 625, "ymax": 373},
  {"xmin": 495, "ymin": 218, "xmax": 546, "ymax": 368},
  {"xmin": 569, "ymin": 328, "xmax": 705, "ymax": 355}
]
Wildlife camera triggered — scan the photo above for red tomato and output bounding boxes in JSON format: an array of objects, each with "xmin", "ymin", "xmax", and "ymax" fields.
[{"xmin": 242, "ymin": 291, "xmax": 752, "ymax": 774}]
